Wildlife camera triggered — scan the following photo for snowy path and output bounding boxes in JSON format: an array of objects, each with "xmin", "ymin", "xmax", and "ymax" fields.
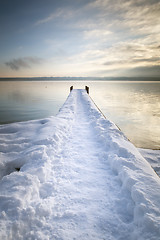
[
  {"xmin": 48, "ymin": 90, "xmax": 133, "ymax": 239},
  {"xmin": 0, "ymin": 89, "xmax": 160, "ymax": 240}
]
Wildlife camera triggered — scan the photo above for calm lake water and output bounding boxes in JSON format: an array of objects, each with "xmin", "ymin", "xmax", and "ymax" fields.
[{"xmin": 0, "ymin": 81, "xmax": 160, "ymax": 149}]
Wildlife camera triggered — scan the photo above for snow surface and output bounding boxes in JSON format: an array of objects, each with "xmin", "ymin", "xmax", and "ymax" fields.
[
  {"xmin": 138, "ymin": 148, "xmax": 160, "ymax": 177},
  {"xmin": 0, "ymin": 89, "xmax": 160, "ymax": 240}
]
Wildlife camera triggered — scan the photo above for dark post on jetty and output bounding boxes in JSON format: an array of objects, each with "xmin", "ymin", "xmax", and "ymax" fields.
[
  {"xmin": 70, "ymin": 86, "xmax": 73, "ymax": 92},
  {"xmin": 70, "ymin": 86, "xmax": 89, "ymax": 94},
  {"xmin": 85, "ymin": 86, "xmax": 89, "ymax": 94}
]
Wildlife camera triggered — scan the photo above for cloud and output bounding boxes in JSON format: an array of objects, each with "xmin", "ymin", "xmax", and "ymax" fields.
[
  {"xmin": 99, "ymin": 38, "xmax": 160, "ymax": 66},
  {"xmin": 86, "ymin": 0, "xmax": 160, "ymax": 35},
  {"xmin": 104, "ymin": 57, "xmax": 160, "ymax": 67},
  {"xmin": 35, "ymin": 7, "xmax": 75, "ymax": 26},
  {"xmin": 5, "ymin": 57, "xmax": 44, "ymax": 71},
  {"xmin": 35, "ymin": 9, "xmax": 64, "ymax": 25},
  {"xmin": 125, "ymin": 65, "xmax": 160, "ymax": 77},
  {"xmin": 83, "ymin": 29, "xmax": 112, "ymax": 39}
]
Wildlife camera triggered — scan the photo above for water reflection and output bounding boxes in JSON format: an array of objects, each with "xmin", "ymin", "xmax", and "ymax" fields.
[
  {"xmin": 89, "ymin": 81, "xmax": 160, "ymax": 150},
  {"xmin": 0, "ymin": 81, "xmax": 159, "ymax": 149},
  {"xmin": 8, "ymin": 91, "xmax": 30, "ymax": 103}
]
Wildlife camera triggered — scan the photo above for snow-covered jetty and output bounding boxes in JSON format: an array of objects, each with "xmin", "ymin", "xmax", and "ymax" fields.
[{"xmin": 0, "ymin": 89, "xmax": 160, "ymax": 240}]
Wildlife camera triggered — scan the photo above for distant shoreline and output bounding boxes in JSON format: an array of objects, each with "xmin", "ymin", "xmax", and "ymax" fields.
[{"xmin": 0, "ymin": 77, "xmax": 160, "ymax": 81}]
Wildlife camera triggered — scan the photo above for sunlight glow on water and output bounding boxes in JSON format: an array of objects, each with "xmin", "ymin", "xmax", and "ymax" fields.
[
  {"xmin": 89, "ymin": 82, "xmax": 160, "ymax": 150},
  {"xmin": 0, "ymin": 81, "xmax": 159, "ymax": 149}
]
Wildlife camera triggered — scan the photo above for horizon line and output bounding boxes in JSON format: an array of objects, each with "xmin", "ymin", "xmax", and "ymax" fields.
[{"xmin": 0, "ymin": 76, "xmax": 160, "ymax": 79}]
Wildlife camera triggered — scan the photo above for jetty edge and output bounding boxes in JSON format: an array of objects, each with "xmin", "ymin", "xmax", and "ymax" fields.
[
  {"xmin": 56, "ymin": 88, "xmax": 160, "ymax": 237},
  {"xmin": 0, "ymin": 88, "xmax": 160, "ymax": 239}
]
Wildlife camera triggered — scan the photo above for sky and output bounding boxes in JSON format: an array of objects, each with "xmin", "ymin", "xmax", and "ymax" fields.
[{"xmin": 0, "ymin": 0, "xmax": 160, "ymax": 78}]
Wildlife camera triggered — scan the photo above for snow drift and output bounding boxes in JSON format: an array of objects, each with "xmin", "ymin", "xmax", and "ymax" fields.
[{"xmin": 0, "ymin": 89, "xmax": 160, "ymax": 240}]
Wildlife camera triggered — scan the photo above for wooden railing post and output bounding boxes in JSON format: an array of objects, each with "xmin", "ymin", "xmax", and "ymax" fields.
[
  {"xmin": 70, "ymin": 86, "xmax": 73, "ymax": 92},
  {"xmin": 85, "ymin": 86, "xmax": 89, "ymax": 94}
]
